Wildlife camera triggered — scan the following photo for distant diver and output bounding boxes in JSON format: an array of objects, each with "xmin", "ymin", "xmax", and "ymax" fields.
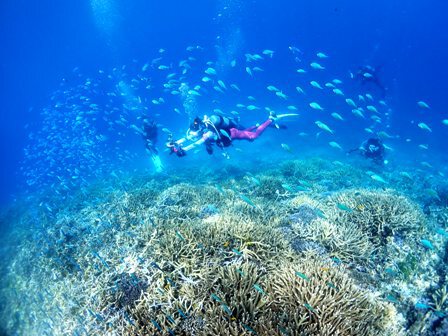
[
  {"xmin": 348, "ymin": 137, "xmax": 386, "ymax": 165},
  {"xmin": 352, "ymin": 65, "xmax": 387, "ymax": 97},
  {"xmin": 142, "ymin": 119, "xmax": 164, "ymax": 172},
  {"xmin": 167, "ymin": 113, "xmax": 296, "ymax": 157},
  {"xmin": 143, "ymin": 119, "xmax": 158, "ymax": 154}
]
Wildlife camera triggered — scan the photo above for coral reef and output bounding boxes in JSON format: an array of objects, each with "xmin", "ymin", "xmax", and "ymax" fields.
[
  {"xmin": 288, "ymin": 189, "xmax": 427, "ymax": 265},
  {"xmin": 267, "ymin": 255, "xmax": 401, "ymax": 335},
  {"xmin": 0, "ymin": 159, "xmax": 447, "ymax": 335}
]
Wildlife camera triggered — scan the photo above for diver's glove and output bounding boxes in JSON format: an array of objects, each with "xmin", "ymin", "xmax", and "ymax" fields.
[
  {"xmin": 167, "ymin": 142, "xmax": 186, "ymax": 157},
  {"xmin": 176, "ymin": 147, "xmax": 186, "ymax": 157}
]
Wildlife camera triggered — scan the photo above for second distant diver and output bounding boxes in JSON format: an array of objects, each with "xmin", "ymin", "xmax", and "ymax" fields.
[
  {"xmin": 352, "ymin": 65, "xmax": 387, "ymax": 97},
  {"xmin": 167, "ymin": 113, "xmax": 290, "ymax": 157},
  {"xmin": 348, "ymin": 137, "xmax": 386, "ymax": 165}
]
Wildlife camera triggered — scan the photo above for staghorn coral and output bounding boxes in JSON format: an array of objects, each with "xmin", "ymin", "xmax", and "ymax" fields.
[
  {"xmin": 252, "ymin": 175, "xmax": 286, "ymax": 199},
  {"xmin": 288, "ymin": 189, "xmax": 427, "ymax": 265},
  {"xmin": 325, "ymin": 189, "xmax": 425, "ymax": 246},
  {"xmin": 266, "ymin": 254, "xmax": 402, "ymax": 336},
  {"xmin": 432, "ymin": 285, "xmax": 448, "ymax": 313},
  {"xmin": 5, "ymin": 163, "xmax": 436, "ymax": 336},
  {"xmin": 279, "ymin": 158, "xmax": 366, "ymax": 191}
]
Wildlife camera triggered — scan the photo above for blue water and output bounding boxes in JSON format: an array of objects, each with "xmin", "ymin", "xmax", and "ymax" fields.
[{"xmin": 1, "ymin": 0, "xmax": 447, "ymax": 205}]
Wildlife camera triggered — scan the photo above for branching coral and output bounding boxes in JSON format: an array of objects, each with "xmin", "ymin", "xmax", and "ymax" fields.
[
  {"xmin": 288, "ymin": 189, "xmax": 426, "ymax": 265},
  {"xmin": 266, "ymin": 254, "xmax": 401, "ymax": 336},
  {"xmin": 325, "ymin": 189, "xmax": 425, "ymax": 246},
  {"xmin": 2, "ymin": 169, "xmax": 427, "ymax": 336}
]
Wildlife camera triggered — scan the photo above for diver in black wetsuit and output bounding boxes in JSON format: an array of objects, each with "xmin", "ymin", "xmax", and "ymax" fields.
[
  {"xmin": 142, "ymin": 119, "xmax": 158, "ymax": 154},
  {"xmin": 348, "ymin": 138, "xmax": 386, "ymax": 165},
  {"xmin": 353, "ymin": 65, "xmax": 387, "ymax": 97}
]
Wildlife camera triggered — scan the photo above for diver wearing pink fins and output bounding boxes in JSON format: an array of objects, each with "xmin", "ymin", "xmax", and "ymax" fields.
[{"xmin": 167, "ymin": 113, "xmax": 297, "ymax": 157}]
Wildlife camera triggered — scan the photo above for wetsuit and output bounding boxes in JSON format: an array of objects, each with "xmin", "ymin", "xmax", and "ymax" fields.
[
  {"xmin": 143, "ymin": 120, "xmax": 158, "ymax": 154},
  {"xmin": 360, "ymin": 138, "xmax": 385, "ymax": 164},
  {"xmin": 356, "ymin": 66, "xmax": 386, "ymax": 97}
]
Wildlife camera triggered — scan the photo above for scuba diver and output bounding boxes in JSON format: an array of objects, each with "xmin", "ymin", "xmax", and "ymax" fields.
[
  {"xmin": 352, "ymin": 65, "xmax": 387, "ymax": 97},
  {"xmin": 142, "ymin": 119, "xmax": 158, "ymax": 154},
  {"xmin": 348, "ymin": 137, "xmax": 386, "ymax": 165},
  {"xmin": 142, "ymin": 119, "xmax": 164, "ymax": 172},
  {"xmin": 167, "ymin": 113, "xmax": 293, "ymax": 157}
]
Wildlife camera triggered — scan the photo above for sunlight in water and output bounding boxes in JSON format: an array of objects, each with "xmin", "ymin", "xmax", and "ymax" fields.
[
  {"xmin": 90, "ymin": 0, "xmax": 119, "ymax": 40},
  {"xmin": 215, "ymin": 0, "xmax": 245, "ymax": 71},
  {"xmin": 179, "ymin": 83, "xmax": 198, "ymax": 123}
]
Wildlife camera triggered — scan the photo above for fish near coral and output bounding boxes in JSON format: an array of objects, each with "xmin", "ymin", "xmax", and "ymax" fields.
[
  {"xmin": 304, "ymin": 303, "xmax": 316, "ymax": 312},
  {"xmin": 240, "ymin": 194, "xmax": 256, "ymax": 208},
  {"xmin": 295, "ymin": 271, "xmax": 310, "ymax": 281},
  {"xmin": 253, "ymin": 284, "xmax": 265, "ymax": 295},
  {"xmin": 336, "ymin": 203, "xmax": 353, "ymax": 212},
  {"xmin": 420, "ymin": 239, "xmax": 434, "ymax": 250}
]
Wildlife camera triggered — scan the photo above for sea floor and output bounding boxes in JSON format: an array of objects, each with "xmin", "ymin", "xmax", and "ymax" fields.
[{"xmin": 0, "ymin": 157, "xmax": 447, "ymax": 335}]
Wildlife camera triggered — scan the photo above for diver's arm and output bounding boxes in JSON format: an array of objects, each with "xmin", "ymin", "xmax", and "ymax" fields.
[
  {"xmin": 182, "ymin": 138, "xmax": 205, "ymax": 151},
  {"xmin": 182, "ymin": 131, "xmax": 216, "ymax": 152},
  {"xmin": 347, "ymin": 147, "xmax": 360, "ymax": 154},
  {"xmin": 173, "ymin": 129, "xmax": 200, "ymax": 146},
  {"xmin": 347, "ymin": 141, "xmax": 366, "ymax": 155},
  {"xmin": 174, "ymin": 137, "xmax": 188, "ymax": 145}
]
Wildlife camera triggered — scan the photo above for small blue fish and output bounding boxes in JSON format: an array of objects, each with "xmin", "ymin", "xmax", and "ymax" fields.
[
  {"xmin": 386, "ymin": 294, "xmax": 399, "ymax": 304},
  {"xmin": 240, "ymin": 194, "xmax": 256, "ymax": 208},
  {"xmin": 253, "ymin": 284, "xmax": 265, "ymax": 295},
  {"xmin": 166, "ymin": 277, "xmax": 176, "ymax": 287},
  {"xmin": 314, "ymin": 208, "xmax": 326, "ymax": 219},
  {"xmin": 434, "ymin": 310, "xmax": 447, "ymax": 318},
  {"xmin": 336, "ymin": 203, "xmax": 352, "ymax": 212},
  {"xmin": 242, "ymin": 324, "xmax": 257, "ymax": 334},
  {"xmin": 435, "ymin": 228, "xmax": 448, "ymax": 237},
  {"xmin": 304, "ymin": 303, "xmax": 315, "ymax": 312},
  {"xmin": 295, "ymin": 185, "xmax": 309, "ymax": 192},
  {"xmin": 151, "ymin": 319, "xmax": 163, "ymax": 332},
  {"xmin": 326, "ymin": 281, "xmax": 337, "ymax": 290},
  {"xmin": 415, "ymin": 302, "xmax": 431, "ymax": 310},
  {"xmin": 215, "ymin": 184, "xmax": 225, "ymax": 194},
  {"xmin": 249, "ymin": 176, "xmax": 261, "ymax": 186},
  {"xmin": 236, "ymin": 268, "xmax": 245, "ymax": 276},
  {"xmin": 221, "ymin": 304, "xmax": 233, "ymax": 316},
  {"xmin": 123, "ymin": 311, "xmax": 135, "ymax": 325},
  {"xmin": 165, "ymin": 314, "xmax": 176, "ymax": 324},
  {"xmin": 151, "ymin": 261, "xmax": 162, "ymax": 271},
  {"xmin": 420, "ymin": 239, "xmax": 434, "ymax": 250},
  {"xmin": 298, "ymin": 179, "xmax": 312, "ymax": 188},
  {"xmin": 211, "ymin": 293, "xmax": 222, "ymax": 302},
  {"xmin": 278, "ymin": 326, "xmax": 289, "ymax": 335},
  {"xmin": 91, "ymin": 251, "xmax": 109, "ymax": 269},
  {"xmin": 331, "ymin": 256, "xmax": 342, "ymax": 265},
  {"xmin": 281, "ymin": 184, "xmax": 294, "ymax": 192},
  {"xmin": 177, "ymin": 308, "xmax": 188, "ymax": 319},
  {"xmin": 220, "ymin": 129, "xmax": 231, "ymax": 140},
  {"xmin": 175, "ymin": 230, "xmax": 186, "ymax": 241},
  {"xmin": 130, "ymin": 273, "xmax": 139, "ymax": 286},
  {"xmin": 295, "ymin": 271, "xmax": 310, "ymax": 281},
  {"xmin": 232, "ymin": 248, "xmax": 243, "ymax": 256},
  {"xmin": 384, "ymin": 268, "xmax": 398, "ymax": 277}
]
